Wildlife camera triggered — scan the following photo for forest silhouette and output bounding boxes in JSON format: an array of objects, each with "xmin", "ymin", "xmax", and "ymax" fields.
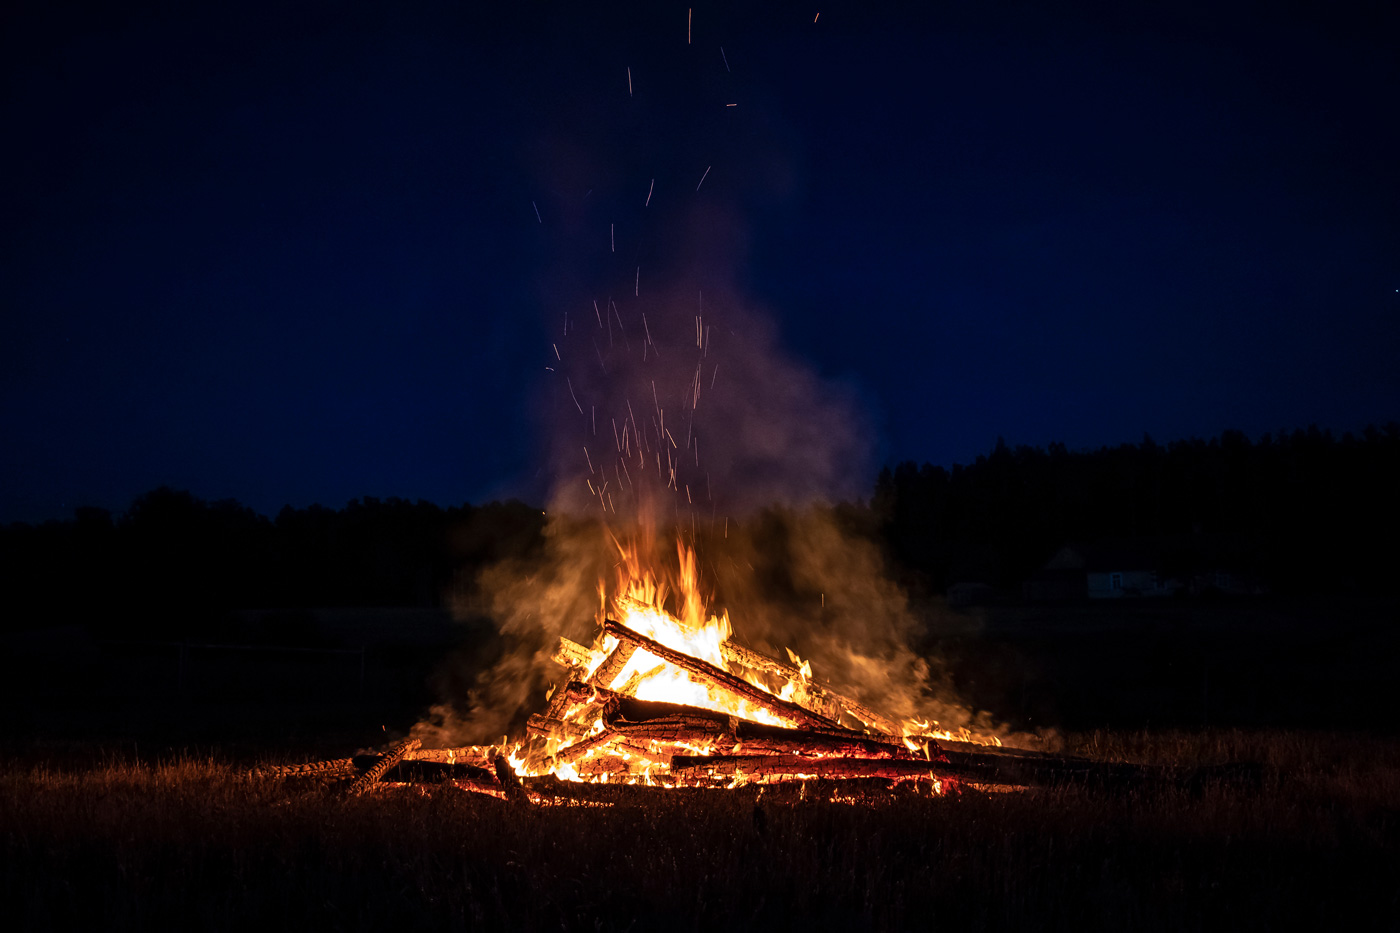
[{"xmin": 3, "ymin": 423, "xmax": 1397, "ymax": 638}]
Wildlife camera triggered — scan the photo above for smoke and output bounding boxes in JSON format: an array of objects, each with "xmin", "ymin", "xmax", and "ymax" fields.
[
  {"xmin": 697, "ymin": 506, "xmax": 1009, "ymax": 739},
  {"xmin": 539, "ymin": 278, "xmax": 870, "ymax": 523},
  {"xmin": 413, "ymin": 516, "xmax": 612, "ymax": 747}
]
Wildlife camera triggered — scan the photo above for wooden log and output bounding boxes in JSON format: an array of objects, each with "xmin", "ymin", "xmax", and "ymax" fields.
[
  {"xmin": 256, "ymin": 757, "xmax": 358, "ymax": 779},
  {"xmin": 589, "ymin": 641, "xmax": 638, "ymax": 688},
  {"xmin": 564, "ymin": 682, "xmax": 733, "ymax": 726},
  {"xmin": 553, "ymin": 636, "xmax": 595, "ymax": 671},
  {"xmin": 492, "ymin": 753, "xmax": 531, "ymax": 804},
  {"xmin": 600, "ymin": 717, "xmax": 914, "ymax": 760},
  {"xmin": 602, "ymin": 619, "xmax": 840, "ymax": 731},
  {"xmin": 526, "ymin": 714, "xmax": 591, "ymax": 743},
  {"xmin": 720, "ymin": 641, "xmax": 901, "ymax": 736},
  {"xmin": 671, "ymin": 749, "xmax": 1194, "ymax": 790},
  {"xmin": 347, "ymin": 738, "xmax": 420, "ymax": 796},
  {"xmin": 555, "ymin": 729, "xmax": 619, "ymax": 764},
  {"xmin": 670, "ymin": 754, "xmax": 962, "ymax": 784},
  {"xmin": 566, "ymin": 681, "xmax": 907, "ymax": 750},
  {"xmin": 729, "ymin": 720, "xmax": 915, "ymax": 759},
  {"xmin": 402, "ymin": 746, "xmax": 498, "ymax": 767},
  {"xmin": 448, "ymin": 778, "xmax": 509, "ymax": 801}
]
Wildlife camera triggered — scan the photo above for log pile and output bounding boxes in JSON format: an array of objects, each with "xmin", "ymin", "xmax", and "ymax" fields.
[{"xmin": 259, "ymin": 617, "xmax": 1235, "ymax": 802}]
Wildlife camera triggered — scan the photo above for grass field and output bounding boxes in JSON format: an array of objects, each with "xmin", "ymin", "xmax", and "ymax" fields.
[
  {"xmin": 3, "ymin": 729, "xmax": 1398, "ymax": 932},
  {"xmin": 4, "ymin": 599, "xmax": 1398, "ymax": 930}
]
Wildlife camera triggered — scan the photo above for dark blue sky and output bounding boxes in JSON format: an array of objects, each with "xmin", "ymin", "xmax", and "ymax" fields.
[{"xmin": 3, "ymin": 1, "xmax": 1397, "ymax": 523}]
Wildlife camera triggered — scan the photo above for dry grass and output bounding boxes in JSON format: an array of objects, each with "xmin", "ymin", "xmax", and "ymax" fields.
[{"xmin": 3, "ymin": 731, "xmax": 1398, "ymax": 932}]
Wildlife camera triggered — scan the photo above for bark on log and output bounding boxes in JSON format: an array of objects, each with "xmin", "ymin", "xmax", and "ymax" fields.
[
  {"xmin": 589, "ymin": 641, "xmax": 638, "ymax": 689},
  {"xmin": 347, "ymin": 738, "xmax": 420, "ymax": 796},
  {"xmin": 671, "ymin": 750, "xmax": 1192, "ymax": 790},
  {"xmin": 670, "ymin": 754, "xmax": 963, "ymax": 784},
  {"xmin": 602, "ymin": 619, "xmax": 840, "ymax": 731},
  {"xmin": 526, "ymin": 714, "xmax": 591, "ymax": 743},
  {"xmin": 720, "ymin": 642, "xmax": 901, "ymax": 736},
  {"xmin": 256, "ymin": 758, "xmax": 358, "ymax": 780},
  {"xmin": 565, "ymin": 681, "xmax": 907, "ymax": 750},
  {"xmin": 601, "ymin": 717, "xmax": 914, "ymax": 760},
  {"xmin": 402, "ymin": 746, "xmax": 498, "ymax": 767},
  {"xmin": 553, "ymin": 636, "xmax": 595, "ymax": 671},
  {"xmin": 555, "ymin": 729, "xmax": 619, "ymax": 764},
  {"xmin": 448, "ymin": 778, "xmax": 510, "ymax": 801}
]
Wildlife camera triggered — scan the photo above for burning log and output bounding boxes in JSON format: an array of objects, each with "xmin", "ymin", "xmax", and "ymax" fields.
[
  {"xmin": 526, "ymin": 714, "xmax": 591, "ymax": 743},
  {"xmin": 448, "ymin": 778, "xmax": 510, "ymax": 801},
  {"xmin": 601, "ymin": 716, "xmax": 916, "ymax": 760},
  {"xmin": 492, "ymin": 753, "xmax": 531, "ymax": 804},
  {"xmin": 671, "ymin": 754, "xmax": 959, "ymax": 784},
  {"xmin": 256, "ymin": 758, "xmax": 359, "ymax": 780},
  {"xmin": 554, "ymin": 729, "xmax": 620, "ymax": 764},
  {"xmin": 589, "ymin": 641, "xmax": 638, "ymax": 688},
  {"xmin": 602, "ymin": 619, "xmax": 840, "ymax": 731},
  {"xmin": 671, "ymin": 747, "xmax": 1210, "ymax": 792},
  {"xmin": 402, "ymin": 746, "xmax": 500, "ymax": 767},
  {"xmin": 347, "ymin": 738, "xmax": 420, "ymax": 796},
  {"xmin": 552, "ymin": 636, "xmax": 594, "ymax": 671},
  {"xmin": 720, "ymin": 641, "xmax": 901, "ymax": 736}
]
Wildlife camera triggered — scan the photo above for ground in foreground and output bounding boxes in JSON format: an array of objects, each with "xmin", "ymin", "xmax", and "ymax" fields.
[{"xmin": 3, "ymin": 730, "xmax": 1397, "ymax": 932}]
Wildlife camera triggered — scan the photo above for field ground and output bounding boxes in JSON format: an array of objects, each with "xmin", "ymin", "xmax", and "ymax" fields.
[
  {"xmin": 2, "ymin": 730, "xmax": 1398, "ymax": 932},
  {"xmin": 3, "ymin": 598, "xmax": 1398, "ymax": 929}
]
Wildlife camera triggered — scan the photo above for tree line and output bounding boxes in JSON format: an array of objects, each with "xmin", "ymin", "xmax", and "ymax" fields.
[
  {"xmin": 3, "ymin": 423, "xmax": 1397, "ymax": 635},
  {"xmin": 874, "ymin": 423, "xmax": 1400, "ymax": 595}
]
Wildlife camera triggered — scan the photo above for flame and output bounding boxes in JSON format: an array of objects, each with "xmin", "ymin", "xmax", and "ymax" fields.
[{"xmin": 521, "ymin": 530, "xmax": 993, "ymax": 793}]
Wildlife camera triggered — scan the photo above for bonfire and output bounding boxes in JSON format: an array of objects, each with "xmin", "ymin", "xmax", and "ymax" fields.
[{"xmin": 264, "ymin": 534, "xmax": 1219, "ymax": 803}]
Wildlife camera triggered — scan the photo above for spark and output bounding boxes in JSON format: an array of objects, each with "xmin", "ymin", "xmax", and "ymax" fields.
[
  {"xmin": 814, "ymin": 12, "xmax": 820, "ymax": 22},
  {"xmin": 688, "ymin": 8, "xmax": 691, "ymax": 44},
  {"xmin": 696, "ymin": 165, "xmax": 711, "ymax": 191},
  {"xmin": 611, "ymin": 223, "xmax": 615, "ymax": 252},
  {"xmin": 635, "ymin": 267, "xmax": 639, "ymax": 296},
  {"xmin": 532, "ymin": 201, "xmax": 541, "ymax": 223},
  {"xmin": 726, "ymin": 103, "xmax": 736, "ymax": 107},
  {"xmin": 686, "ymin": 485, "xmax": 692, "ymax": 504},
  {"xmin": 643, "ymin": 314, "xmax": 654, "ymax": 350},
  {"xmin": 584, "ymin": 447, "xmax": 594, "ymax": 473},
  {"xmin": 591, "ymin": 406, "xmax": 596, "ymax": 436},
  {"xmin": 627, "ymin": 66, "xmax": 632, "ymax": 96},
  {"xmin": 612, "ymin": 300, "xmax": 629, "ymax": 350},
  {"xmin": 594, "ymin": 338, "xmax": 607, "ymax": 373},
  {"xmin": 553, "ymin": 343, "xmax": 560, "ymax": 360},
  {"xmin": 645, "ymin": 178, "xmax": 654, "ymax": 206},
  {"xmin": 612, "ymin": 418, "xmax": 621, "ymax": 451},
  {"xmin": 711, "ymin": 363, "xmax": 718, "ymax": 388},
  {"xmin": 721, "ymin": 46, "xmax": 730, "ymax": 72},
  {"xmin": 593, "ymin": 299, "xmax": 603, "ymax": 327},
  {"xmin": 566, "ymin": 377, "xmax": 584, "ymax": 414}
]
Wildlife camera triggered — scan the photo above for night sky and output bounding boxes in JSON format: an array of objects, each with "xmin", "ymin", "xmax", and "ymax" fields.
[{"xmin": 3, "ymin": 1, "xmax": 1397, "ymax": 524}]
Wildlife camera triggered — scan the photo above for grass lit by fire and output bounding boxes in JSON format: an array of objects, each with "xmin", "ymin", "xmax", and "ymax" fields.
[{"xmin": 3, "ymin": 730, "xmax": 1397, "ymax": 931}]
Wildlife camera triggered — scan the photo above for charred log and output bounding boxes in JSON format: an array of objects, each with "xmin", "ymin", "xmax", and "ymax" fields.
[
  {"xmin": 601, "ymin": 619, "xmax": 840, "ymax": 731},
  {"xmin": 346, "ymin": 738, "xmax": 420, "ymax": 796},
  {"xmin": 589, "ymin": 641, "xmax": 638, "ymax": 688}
]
